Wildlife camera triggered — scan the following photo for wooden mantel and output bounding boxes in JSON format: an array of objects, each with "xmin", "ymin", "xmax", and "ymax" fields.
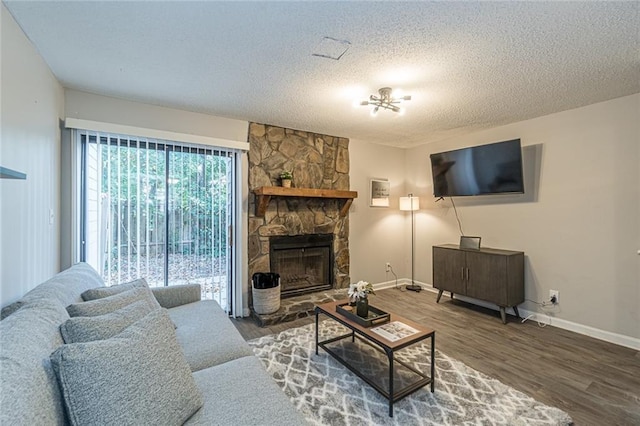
[{"xmin": 253, "ymin": 186, "xmax": 358, "ymax": 217}]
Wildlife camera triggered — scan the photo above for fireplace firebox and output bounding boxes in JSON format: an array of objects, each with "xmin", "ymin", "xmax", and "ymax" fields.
[{"xmin": 269, "ymin": 234, "xmax": 334, "ymax": 298}]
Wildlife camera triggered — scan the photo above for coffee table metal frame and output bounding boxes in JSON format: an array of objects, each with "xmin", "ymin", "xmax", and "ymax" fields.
[{"xmin": 315, "ymin": 300, "xmax": 435, "ymax": 417}]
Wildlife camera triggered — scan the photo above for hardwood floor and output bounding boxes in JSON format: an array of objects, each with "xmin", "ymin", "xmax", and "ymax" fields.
[{"xmin": 232, "ymin": 288, "xmax": 640, "ymax": 425}]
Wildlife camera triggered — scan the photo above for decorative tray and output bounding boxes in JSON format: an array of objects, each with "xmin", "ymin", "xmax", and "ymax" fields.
[{"xmin": 336, "ymin": 302, "xmax": 390, "ymax": 327}]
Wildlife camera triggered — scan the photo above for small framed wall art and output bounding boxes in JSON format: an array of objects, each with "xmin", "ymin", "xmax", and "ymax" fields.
[{"xmin": 370, "ymin": 178, "xmax": 390, "ymax": 207}]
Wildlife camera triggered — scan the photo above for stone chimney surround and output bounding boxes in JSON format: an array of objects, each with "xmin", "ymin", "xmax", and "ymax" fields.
[{"xmin": 248, "ymin": 123, "xmax": 352, "ymax": 295}]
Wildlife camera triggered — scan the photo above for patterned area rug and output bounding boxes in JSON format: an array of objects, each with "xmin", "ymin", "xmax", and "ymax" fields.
[{"xmin": 248, "ymin": 322, "xmax": 573, "ymax": 426}]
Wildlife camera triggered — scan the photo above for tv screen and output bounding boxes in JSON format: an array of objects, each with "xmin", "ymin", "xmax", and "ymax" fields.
[{"xmin": 430, "ymin": 139, "xmax": 524, "ymax": 197}]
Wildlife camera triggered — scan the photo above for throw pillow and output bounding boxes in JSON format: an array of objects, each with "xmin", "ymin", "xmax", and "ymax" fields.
[
  {"xmin": 60, "ymin": 300, "xmax": 156, "ymax": 343},
  {"xmin": 81, "ymin": 278, "xmax": 149, "ymax": 301},
  {"xmin": 66, "ymin": 287, "xmax": 160, "ymax": 317},
  {"xmin": 0, "ymin": 300, "xmax": 25, "ymax": 320},
  {"xmin": 51, "ymin": 309, "xmax": 203, "ymax": 426}
]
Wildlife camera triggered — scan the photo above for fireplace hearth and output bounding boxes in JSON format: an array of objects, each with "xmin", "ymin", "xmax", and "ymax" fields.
[{"xmin": 270, "ymin": 234, "xmax": 334, "ymax": 298}]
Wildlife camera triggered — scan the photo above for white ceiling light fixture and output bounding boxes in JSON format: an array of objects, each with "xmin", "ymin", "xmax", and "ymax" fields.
[{"xmin": 360, "ymin": 87, "xmax": 411, "ymax": 116}]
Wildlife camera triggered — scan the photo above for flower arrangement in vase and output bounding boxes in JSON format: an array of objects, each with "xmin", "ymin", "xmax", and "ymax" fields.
[
  {"xmin": 348, "ymin": 280, "xmax": 375, "ymax": 317},
  {"xmin": 279, "ymin": 171, "xmax": 293, "ymax": 188}
]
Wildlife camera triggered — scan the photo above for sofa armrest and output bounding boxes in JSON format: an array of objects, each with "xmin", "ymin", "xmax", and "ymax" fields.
[{"xmin": 151, "ymin": 285, "xmax": 201, "ymax": 309}]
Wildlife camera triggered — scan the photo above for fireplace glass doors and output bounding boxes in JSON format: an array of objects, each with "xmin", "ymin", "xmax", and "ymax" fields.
[{"xmin": 270, "ymin": 234, "xmax": 333, "ymax": 298}]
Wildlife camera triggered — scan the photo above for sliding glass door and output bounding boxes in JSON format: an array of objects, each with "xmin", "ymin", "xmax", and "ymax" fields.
[{"xmin": 80, "ymin": 132, "xmax": 234, "ymax": 311}]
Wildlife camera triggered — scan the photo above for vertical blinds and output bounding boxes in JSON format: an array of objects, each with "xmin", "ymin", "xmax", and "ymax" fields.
[{"xmin": 80, "ymin": 130, "xmax": 235, "ymax": 309}]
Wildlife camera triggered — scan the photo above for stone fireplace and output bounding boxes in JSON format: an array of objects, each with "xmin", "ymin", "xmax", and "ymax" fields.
[{"xmin": 248, "ymin": 123, "xmax": 351, "ymax": 312}]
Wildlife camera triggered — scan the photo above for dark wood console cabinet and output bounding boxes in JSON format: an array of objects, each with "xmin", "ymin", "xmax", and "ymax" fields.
[{"xmin": 432, "ymin": 244, "xmax": 524, "ymax": 323}]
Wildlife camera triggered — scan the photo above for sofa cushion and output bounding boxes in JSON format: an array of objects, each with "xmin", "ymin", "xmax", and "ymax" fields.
[
  {"xmin": 60, "ymin": 300, "xmax": 156, "ymax": 343},
  {"xmin": 0, "ymin": 299, "xmax": 70, "ymax": 425},
  {"xmin": 1, "ymin": 263, "xmax": 104, "ymax": 319},
  {"xmin": 167, "ymin": 300, "xmax": 254, "ymax": 371},
  {"xmin": 186, "ymin": 355, "xmax": 308, "ymax": 425},
  {"xmin": 66, "ymin": 286, "xmax": 160, "ymax": 317},
  {"xmin": 81, "ymin": 278, "xmax": 148, "ymax": 301},
  {"xmin": 51, "ymin": 309, "xmax": 203, "ymax": 426}
]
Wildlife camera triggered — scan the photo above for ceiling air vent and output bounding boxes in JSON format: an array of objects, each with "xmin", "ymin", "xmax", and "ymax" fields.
[{"xmin": 312, "ymin": 37, "xmax": 351, "ymax": 60}]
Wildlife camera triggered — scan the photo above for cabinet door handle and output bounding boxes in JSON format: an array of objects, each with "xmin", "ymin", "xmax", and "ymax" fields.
[
  {"xmin": 466, "ymin": 268, "xmax": 470, "ymax": 281},
  {"xmin": 461, "ymin": 267, "xmax": 465, "ymax": 281}
]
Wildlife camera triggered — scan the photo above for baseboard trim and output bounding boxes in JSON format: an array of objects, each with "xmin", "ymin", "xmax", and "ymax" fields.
[
  {"xmin": 374, "ymin": 280, "xmax": 640, "ymax": 351},
  {"xmin": 515, "ymin": 309, "xmax": 640, "ymax": 351},
  {"xmin": 373, "ymin": 279, "xmax": 408, "ymax": 291}
]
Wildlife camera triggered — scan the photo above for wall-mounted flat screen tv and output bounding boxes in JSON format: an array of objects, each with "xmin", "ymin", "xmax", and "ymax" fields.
[{"xmin": 430, "ymin": 139, "xmax": 524, "ymax": 197}]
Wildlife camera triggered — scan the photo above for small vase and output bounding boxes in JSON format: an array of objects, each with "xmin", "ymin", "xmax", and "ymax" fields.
[
  {"xmin": 281, "ymin": 179, "xmax": 292, "ymax": 188},
  {"xmin": 356, "ymin": 297, "xmax": 369, "ymax": 318}
]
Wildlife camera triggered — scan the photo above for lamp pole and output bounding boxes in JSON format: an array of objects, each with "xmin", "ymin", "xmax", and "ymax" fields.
[{"xmin": 406, "ymin": 194, "xmax": 421, "ymax": 292}]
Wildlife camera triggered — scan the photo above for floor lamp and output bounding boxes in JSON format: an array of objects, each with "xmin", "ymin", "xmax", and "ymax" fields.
[{"xmin": 400, "ymin": 194, "xmax": 421, "ymax": 292}]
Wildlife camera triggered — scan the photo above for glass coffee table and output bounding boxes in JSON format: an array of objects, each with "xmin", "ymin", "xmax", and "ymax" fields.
[{"xmin": 315, "ymin": 299, "xmax": 435, "ymax": 417}]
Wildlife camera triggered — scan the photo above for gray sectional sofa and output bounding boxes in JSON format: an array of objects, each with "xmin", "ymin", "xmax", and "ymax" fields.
[{"xmin": 0, "ymin": 262, "xmax": 307, "ymax": 425}]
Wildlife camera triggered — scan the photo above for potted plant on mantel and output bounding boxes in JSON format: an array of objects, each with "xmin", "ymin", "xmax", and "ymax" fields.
[{"xmin": 279, "ymin": 171, "xmax": 293, "ymax": 188}]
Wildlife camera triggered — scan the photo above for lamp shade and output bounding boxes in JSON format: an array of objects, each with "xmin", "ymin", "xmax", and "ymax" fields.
[{"xmin": 399, "ymin": 195, "xmax": 420, "ymax": 211}]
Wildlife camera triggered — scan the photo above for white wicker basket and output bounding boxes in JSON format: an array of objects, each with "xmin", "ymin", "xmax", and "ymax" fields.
[{"xmin": 252, "ymin": 286, "xmax": 281, "ymax": 314}]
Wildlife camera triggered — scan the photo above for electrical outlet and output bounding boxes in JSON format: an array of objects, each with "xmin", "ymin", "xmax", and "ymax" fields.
[
  {"xmin": 549, "ymin": 290, "xmax": 559, "ymax": 304},
  {"xmin": 385, "ymin": 262, "xmax": 391, "ymax": 272}
]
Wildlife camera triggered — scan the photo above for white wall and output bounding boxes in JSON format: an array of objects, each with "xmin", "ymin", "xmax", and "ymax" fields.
[
  {"xmin": 348, "ymin": 140, "xmax": 409, "ymax": 286},
  {"xmin": 65, "ymin": 90, "xmax": 248, "ymax": 142},
  {"xmin": 0, "ymin": 5, "xmax": 65, "ymax": 305},
  {"xmin": 405, "ymin": 94, "xmax": 640, "ymax": 340}
]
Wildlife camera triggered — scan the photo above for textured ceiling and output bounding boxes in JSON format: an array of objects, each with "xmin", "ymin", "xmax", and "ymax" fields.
[{"xmin": 4, "ymin": 1, "xmax": 639, "ymax": 148}]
